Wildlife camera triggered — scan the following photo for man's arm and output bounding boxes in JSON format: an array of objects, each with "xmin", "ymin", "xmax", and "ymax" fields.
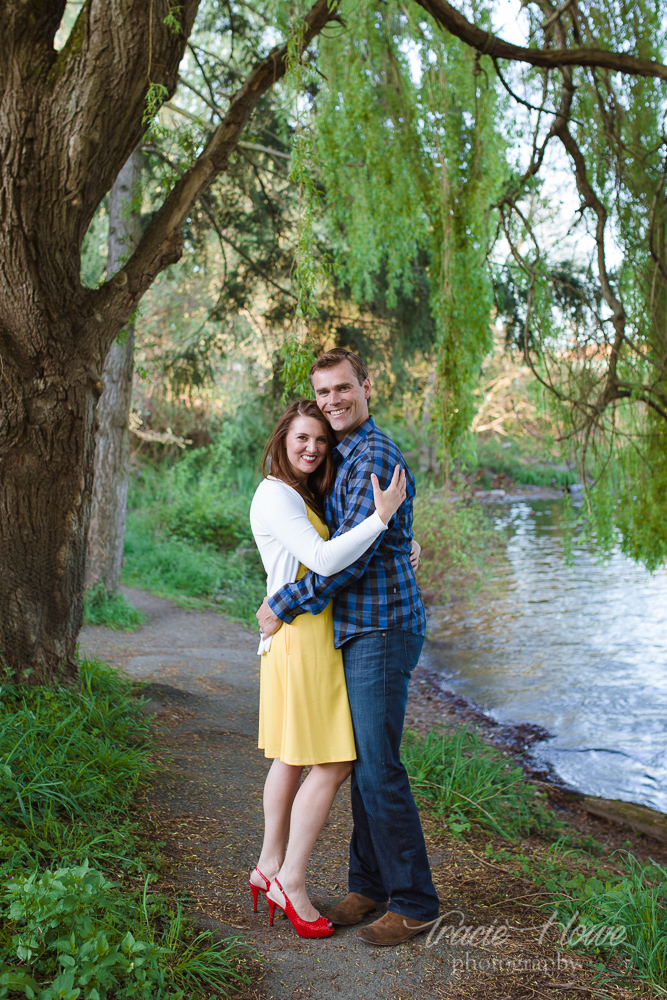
[{"xmin": 266, "ymin": 454, "xmax": 405, "ymax": 623}]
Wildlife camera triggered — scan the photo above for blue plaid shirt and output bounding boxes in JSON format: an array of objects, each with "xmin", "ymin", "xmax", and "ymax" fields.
[{"xmin": 267, "ymin": 416, "xmax": 426, "ymax": 647}]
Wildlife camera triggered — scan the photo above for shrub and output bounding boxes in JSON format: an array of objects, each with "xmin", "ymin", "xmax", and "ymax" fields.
[{"xmin": 413, "ymin": 492, "xmax": 506, "ymax": 605}]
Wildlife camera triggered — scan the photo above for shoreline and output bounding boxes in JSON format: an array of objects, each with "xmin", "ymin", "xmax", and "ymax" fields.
[{"xmin": 406, "ymin": 660, "xmax": 667, "ymax": 848}]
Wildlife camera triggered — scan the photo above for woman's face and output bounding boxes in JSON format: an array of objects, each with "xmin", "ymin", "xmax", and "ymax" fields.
[{"xmin": 285, "ymin": 415, "xmax": 329, "ymax": 482}]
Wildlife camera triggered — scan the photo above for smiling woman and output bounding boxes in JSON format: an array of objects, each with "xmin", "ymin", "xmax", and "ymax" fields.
[
  {"xmin": 285, "ymin": 416, "xmax": 330, "ymax": 482},
  {"xmin": 260, "ymin": 400, "xmax": 337, "ymax": 519}
]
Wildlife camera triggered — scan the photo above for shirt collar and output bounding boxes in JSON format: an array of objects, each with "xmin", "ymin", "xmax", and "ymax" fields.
[{"xmin": 333, "ymin": 416, "xmax": 376, "ymax": 462}]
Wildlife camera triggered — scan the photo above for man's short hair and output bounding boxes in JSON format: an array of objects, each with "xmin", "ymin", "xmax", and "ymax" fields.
[{"xmin": 309, "ymin": 348, "xmax": 369, "ymax": 387}]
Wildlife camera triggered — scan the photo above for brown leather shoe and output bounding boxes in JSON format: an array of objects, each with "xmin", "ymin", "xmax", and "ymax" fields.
[
  {"xmin": 324, "ymin": 892, "xmax": 385, "ymax": 926},
  {"xmin": 356, "ymin": 910, "xmax": 438, "ymax": 946}
]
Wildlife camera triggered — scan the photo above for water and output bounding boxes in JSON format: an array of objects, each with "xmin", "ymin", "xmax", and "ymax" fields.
[{"xmin": 424, "ymin": 500, "xmax": 667, "ymax": 812}]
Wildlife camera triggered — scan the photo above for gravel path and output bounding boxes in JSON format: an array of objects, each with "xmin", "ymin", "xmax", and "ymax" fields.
[{"xmin": 79, "ymin": 589, "xmax": 461, "ymax": 1000}]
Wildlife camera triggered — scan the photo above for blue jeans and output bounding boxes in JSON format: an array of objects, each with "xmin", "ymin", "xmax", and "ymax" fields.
[{"xmin": 342, "ymin": 629, "xmax": 440, "ymax": 921}]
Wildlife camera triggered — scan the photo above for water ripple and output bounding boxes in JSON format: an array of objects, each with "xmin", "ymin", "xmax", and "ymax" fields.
[{"xmin": 426, "ymin": 500, "xmax": 667, "ymax": 812}]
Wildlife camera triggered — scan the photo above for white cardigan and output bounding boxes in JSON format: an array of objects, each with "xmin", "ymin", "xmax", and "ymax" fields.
[{"xmin": 249, "ymin": 477, "xmax": 386, "ymax": 654}]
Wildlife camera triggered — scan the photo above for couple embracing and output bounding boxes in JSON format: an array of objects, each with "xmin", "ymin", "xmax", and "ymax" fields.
[{"xmin": 248, "ymin": 348, "xmax": 439, "ymax": 945}]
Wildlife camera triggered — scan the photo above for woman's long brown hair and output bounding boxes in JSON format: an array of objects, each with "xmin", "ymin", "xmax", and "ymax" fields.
[{"xmin": 261, "ymin": 401, "xmax": 336, "ymax": 519}]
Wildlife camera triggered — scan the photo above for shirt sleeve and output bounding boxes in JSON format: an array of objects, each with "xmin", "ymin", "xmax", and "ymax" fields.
[
  {"xmin": 255, "ymin": 480, "xmax": 386, "ymax": 577},
  {"xmin": 267, "ymin": 453, "xmax": 397, "ymax": 622}
]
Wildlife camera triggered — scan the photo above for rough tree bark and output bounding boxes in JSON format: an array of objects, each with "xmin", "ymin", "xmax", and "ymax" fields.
[
  {"xmin": 0, "ymin": 0, "xmax": 339, "ymax": 684},
  {"xmin": 86, "ymin": 148, "xmax": 142, "ymax": 593}
]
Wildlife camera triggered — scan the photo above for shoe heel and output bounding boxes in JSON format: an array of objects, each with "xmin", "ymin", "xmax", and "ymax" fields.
[
  {"xmin": 268, "ymin": 898, "xmax": 276, "ymax": 926},
  {"xmin": 250, "ymin": 883, "xmax": 260, "ymax": 912}
]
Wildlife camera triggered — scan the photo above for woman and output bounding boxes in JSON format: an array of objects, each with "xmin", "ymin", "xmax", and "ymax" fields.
[{"xmin": 248, "ymin": 400, "xmax": 406, "ymax": 938}]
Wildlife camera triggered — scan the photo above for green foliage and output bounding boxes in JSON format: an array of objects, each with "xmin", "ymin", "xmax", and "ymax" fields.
[
  {"xmin": 402, "ymin": 727, "xmax": 557, "ymax": 840},
  {"xmin": 475, "ymin": 436, "xmax": 575, "ymax": 488},
  {"xmin": 559, "ymin": 413, "xmax": 667, "ymax": 572},
  {"xmin": 122, "ymin": 410, "xmax": 269, "ymax": 623},
  {"xmin": 1, "ymin": 865, "xmax": 252, "ymax": 1000},
  {"xmin": 535, "ymin": 852, "xmax": 667, "ymax": 985},
  {"xmin": 0, "ymin": 660, "xmax": 252, "ymax": 998},
  {"xmin": 0, "ymin": 659, "xmax": 152, "ymax": 870},
  {"xmin": 142, "ymin": 83, "xmax": 169, "ymax": 127},
  {"xmin": 280, "ymin": 336, "xmax": 317, "ymax": 399},
  {"xmin": 412, "ymin": 490, "xmax": 505, "ymax": 605},
  {"xmin": 488, "ymin": 2, "xmax": 667, "ymax": 567},
  {"xmin": 600, "ymin": 417, "xmax": 667, "ymax": 571},
  {"xmin": 316, "ymin": 1, "xmax": 507, "ymax": 456},
  {"xmin": 163, "ymin": 4, "xmax": 183, "ymax": 34},
  {"xmin": 122, "ymin": 513, "xmax": 265, "ymax": 624},
  {"xmin": 83, "ymin": 586, "xmax": 147, "ymax": 632},
  {"xmin": 3, "ymin": 863, "xmax": 171, "ymax": 1000}
]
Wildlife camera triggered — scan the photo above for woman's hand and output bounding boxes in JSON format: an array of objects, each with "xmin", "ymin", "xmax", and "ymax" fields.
[
  {"xmin": 371, "ymin": 464, "xmax": 407, "ymax": 525},
  {"xmin": 410, "ymin": 539, "xmax": 421, "ymax": 571}
]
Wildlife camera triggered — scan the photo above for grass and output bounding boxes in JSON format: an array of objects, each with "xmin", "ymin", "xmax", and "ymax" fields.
[
  {"xmin": 122, "ymin": 511, "xmax": 265, "ymax": 623},
  {"xmin": 83, "ymin": 583, "xmax": 147, "ymax": 631},
  {"xmin": 122, "ymin": 454, "xmax": 266, "ymax": 625},
  {"xmin": 402, "ymin": 726, "xmax": 557, "ymax": 840},
  {"xmin": 0, "ymin": 658, "xmax": 253, "ymax": 999},
  {"xmin": 403, "ymin": 724, "xmax": 667, "ymax": 990},
  {"xmin": 534, "ymin": 849, "xmax": 667, "ymax": 985}
]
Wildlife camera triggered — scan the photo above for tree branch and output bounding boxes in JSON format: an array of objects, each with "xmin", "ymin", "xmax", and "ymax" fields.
[
  {"xmin": 48, "ymin": 0, "xmax": 200, "ymax": 244},
  {"xmin": 413, "ymin": 0, "xmax": 667, "ymax": 81},
  {"xmin": 98, "ymin": 0, "xmax": 338, "ymax": 324}
]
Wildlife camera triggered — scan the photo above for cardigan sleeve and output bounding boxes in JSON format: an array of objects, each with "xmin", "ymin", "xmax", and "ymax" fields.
[{"xmin": 252, "ymin": 478, "xmax": 386, "ymax": 577}]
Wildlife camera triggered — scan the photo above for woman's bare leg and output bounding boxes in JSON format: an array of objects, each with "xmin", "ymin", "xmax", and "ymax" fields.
[
  {"xmin": 251, "ymin": 759, "xmax": 303, "ymax": 889},
  {"xmin": 269, "ymin": 760, "xmax": 354, "ymax": 921}
]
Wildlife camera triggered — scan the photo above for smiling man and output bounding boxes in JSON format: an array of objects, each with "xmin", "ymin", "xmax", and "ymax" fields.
[{"xmin": 256, "ymin": 348, "xmax": 440, "ymax": 945}]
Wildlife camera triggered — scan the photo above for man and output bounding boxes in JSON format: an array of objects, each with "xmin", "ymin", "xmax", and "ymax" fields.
[{"xmin": 256, "ymin": 348, "xmax": 440, "ymax": 946}]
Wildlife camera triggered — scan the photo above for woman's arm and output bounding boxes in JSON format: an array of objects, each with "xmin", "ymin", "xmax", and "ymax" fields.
[{"xmin": 252, "ymin": 479, "xmax": 387, "ymax": 577}]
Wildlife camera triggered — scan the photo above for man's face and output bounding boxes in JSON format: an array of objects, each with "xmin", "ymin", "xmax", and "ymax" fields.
[{"xmin": 311, "ymin": 360, "xmax": 371, "ymax": 440}]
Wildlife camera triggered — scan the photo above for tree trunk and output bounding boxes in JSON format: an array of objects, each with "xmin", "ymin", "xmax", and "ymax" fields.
[
  {"xmin": 0, "ymin": 0, "xmax": 337, "ymax": 685},
  {"xmin": 86, "ymin": 149, "xmax": 142, "ymax": 593},
  {"xmin": 0, "ymin": 338, "xmax": 102, "ymax": 685}
]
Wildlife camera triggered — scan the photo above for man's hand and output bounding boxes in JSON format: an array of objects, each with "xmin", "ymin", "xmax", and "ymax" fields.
[
  {"xmin": 256, "ymin": 597, "xmax": 283, "ymax": 638},
  {"xmin": 410, "ymin": 539, "xmax": 421, "ymax": 572}
]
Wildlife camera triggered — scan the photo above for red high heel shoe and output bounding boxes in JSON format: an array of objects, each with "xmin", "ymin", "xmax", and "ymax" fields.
[
  {"xmin": 267, "ymin": 878, "xmax": 334, "ymax": 938},
  {"xmin": 248, "ymin": 867, "xmax": 271, "ymax": 912}
]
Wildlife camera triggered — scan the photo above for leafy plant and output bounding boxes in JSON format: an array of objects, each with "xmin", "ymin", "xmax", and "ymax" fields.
[
  {"xmin": 0, "ymin": 659, "xmax": 252, "ymax": 998},
  {"xmin": 3, "ymin": 864, "xmax": 170, "ymax": 1000},
  {"xmin": 538, "ymin": 852, "xmax": 667, "ymax": 985}
]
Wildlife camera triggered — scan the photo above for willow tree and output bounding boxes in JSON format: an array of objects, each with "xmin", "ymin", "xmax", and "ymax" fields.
[
  {"xmin": 0, "ymin": 0, "xmax": 339, "ymax": 684},
  {"xmin": 312, "ymin": 1, "xmax": 506, "ymax": 468},
  {"xmin": 413, "ymin": 0, "xmax": 667, "ymax": 564}
]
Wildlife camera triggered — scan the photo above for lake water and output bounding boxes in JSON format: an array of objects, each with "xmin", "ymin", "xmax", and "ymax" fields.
[{"xmin": 423, "ymin": 500, "xmax": 667, "ymax": 812}]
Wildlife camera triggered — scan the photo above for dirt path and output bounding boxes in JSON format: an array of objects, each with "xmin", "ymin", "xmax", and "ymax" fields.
[{"xmin": 80, "ymin": 589, "xmax": 463, "ymax": 1000}]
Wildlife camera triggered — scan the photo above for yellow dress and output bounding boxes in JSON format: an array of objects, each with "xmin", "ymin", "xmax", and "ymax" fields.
[{"xmin": 258, "ymin": 506, "xmax": 357, "ymax": 765}]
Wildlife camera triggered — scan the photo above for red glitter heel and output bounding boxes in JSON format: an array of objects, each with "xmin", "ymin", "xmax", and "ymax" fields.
[
  {"xmin": 268, "ymin": 878, "xmax": 334, "ymax": 938},
  {"xmin": 248, "ymin": 867, "xmax": 271, "ymax": 912}
]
